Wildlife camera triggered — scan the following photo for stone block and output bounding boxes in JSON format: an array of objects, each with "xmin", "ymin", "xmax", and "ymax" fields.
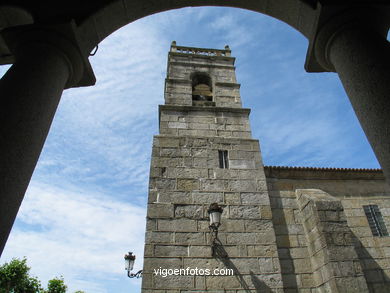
[
  {"xmin": 158, "ymin": 219, "xmax": 197, "ymax": 232},
  {"xmin": 154, "ymin": 275, "xmax": 194, "ymax": 289},
  {"xmin": 276, "ymin": 235, "xmax": 299, "ymax": 248},
  {"xmin": 143, "ymin": 257, "xmax": 182, "ymax": 271},
  {"xmin": 272, "ymin": 208, "xmax": 296, "ymax": 225},
  {"xmin": 241, "ymin": 192, "xmax": 270, "ymax": 205},
  {"xmin": 183, "ymin": 258, "xmax": 224, "ymax": 270},
  {"xmin": 229, "ymin": 159, "xmax": 256, "ymax": 169},
  {"xmin": 154, "ymin": 245, "xmax": 188, "ymax": 257},
  {"xmin": 205, "ymin": 276, "xmax": 240, "ymax": 289},
  {"xmin": 193, "ymin": 158, "xmax": 207, "ymax": 168},
  {"xmin": 224, "ymin": 192, "xmax": 240, "ymax": 204},
  {"xmin": 200, "ymin": 179, "xmax": 226, "ymax": 191},
  {"xmin": 219, "ymin": 219, "xmax": 245, "ymax": 232},
  {"xmin": 270, "ymin": 197, "xmax": 298, "ymax": 209},
  {"xmin": 177, "ymin": 179, "xmax": 199, "ymax": 191},
  {"xmin": 150, "ymin": 178, "xmax": 176, "ymax": 190},
  {"xmin": 244, "ymin": 219, "xmax": 273, "ymax": 232},
  {"xmin": 147, "ymin": 203, "xmax": 174, "ymax": 218},
  {"xmin": 174, "ymin": 205, "xmax": 204, "ymax": 219},
  {"xmin": 158, "ymin": 191, "xmax": 191, "ymax": 204},
  {"xmin": 144, "ymin": 244, "xmax": 154, "ymax": 257},
  {"xmin": 188, "ymin": 245, "xmax": 211, "ymax": 257},
  {"xmin": 154, "ymin": 136, "xmax": 180, "ymax": 147},
  {"xmin": 229, "ymin": 205, "xmax": 261, "ymax": 219},
  {"xmin": 175, "ymin": 232, "xmax": 206, "ymax": 245},
  {"xmin": 146, "ymin": 218, "xmax": 156, "ymax": 230},
  {"xmin": 247, "ymin": 245, "xmax": 278, "ymax": 257},
  {"xmin": 293, "ymin": 258, "xmax": 312, "ymax": 273},
  {"xmin": 258, "ymin": 257, "xmax": 278, "ymax": 273},
  {"xmin": 229, "ymin": 258, "xmax": 260, "ymax": 274},
  {"xmin": 168, "ymin": 121, "xmax": 188, "ymax": 129},
  {"xmin": 145, "ymin": 231, "xmax": 174, "ymax": 244},
  {"xmin": 191, "ymin": 148, "xmax": 209, "ymax": 158},
  {"xmin": 192, "ymin": 191, "xmax": 223, "ymax": 203},
  {"xmin": 228, "ymin": 180, "xmax": 257, "ymax": 192},
  {"xmin": 260, "ymin": 206, "xmax": 273, "ymax": 220},
  {"xmin": 226, "ymin": 232, "xmax": 256, "ymax": 244}
]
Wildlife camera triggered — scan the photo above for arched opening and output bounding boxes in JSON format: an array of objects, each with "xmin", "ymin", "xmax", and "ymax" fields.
[{"xmin": 191, "ymin": 72, "xmax": 214, "ymax": 106}]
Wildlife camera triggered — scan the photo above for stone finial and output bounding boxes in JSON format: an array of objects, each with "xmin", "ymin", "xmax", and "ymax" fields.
[
  {"xmin": 224, "ymin": 45, "xmax": 231, "ymax": 56},
  {"xmin": 171, "ymin": 41, "xmax": 177, "ymax": 52}
]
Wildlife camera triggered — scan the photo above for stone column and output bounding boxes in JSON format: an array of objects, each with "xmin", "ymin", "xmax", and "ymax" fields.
[
  {"xmin": 0, "ymin": 23, "xmax": 95, "ymax": 256},
  {"xmin": 314, "ymin": 12, "xmax": 390, "ymax": 182},
  {"xmin": 296, "ymin": 189, "xmax": 368, "ymax": 292}
]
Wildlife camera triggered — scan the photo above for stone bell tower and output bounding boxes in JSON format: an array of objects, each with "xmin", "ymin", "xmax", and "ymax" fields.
[{"xmin": 142, "ymin": 42, "xmax": 283, "ymax": 291}]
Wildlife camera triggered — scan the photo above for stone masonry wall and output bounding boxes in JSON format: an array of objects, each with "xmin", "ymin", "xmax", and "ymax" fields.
[
  {"xmin": 143, "ymin": 135, "xmax": 284, "ymax": 292},
  {"xmin": 142, "ymin": 45, "xmax": 284, "ymax": 292},
  {"xmin": 159, "ymin": 105, "xmax": 251, "ymax": 139},
  {"xmin": 265, "ymin": 167, "xmax": 390, "ymax": 292}
]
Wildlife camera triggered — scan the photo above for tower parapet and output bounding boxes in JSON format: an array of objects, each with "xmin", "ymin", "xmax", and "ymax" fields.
[{"xmin": 171, "ymin": 41, "xmax": 231, "ymax": 57}]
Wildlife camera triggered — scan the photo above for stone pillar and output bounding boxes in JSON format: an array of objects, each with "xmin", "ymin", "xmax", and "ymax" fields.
[
  {"xmin": 296, "ymin": 189, "xmax": 369, "ymax": 292},
  {"xmin": 0, "ymin": 23, "xmax": 95, "ymax": 255},
  {"xmin": 314, "ymin": 12, "xmax": 390, "ymax": 183}
]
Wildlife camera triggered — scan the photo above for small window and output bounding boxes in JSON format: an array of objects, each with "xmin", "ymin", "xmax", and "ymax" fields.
[
  {"xmin": 218, "ymin": 150, "xmax": 229, "ymax": 169},
  {"xmin": 363, "ymin": 205, "xmax": 389, "ymax": 237}
]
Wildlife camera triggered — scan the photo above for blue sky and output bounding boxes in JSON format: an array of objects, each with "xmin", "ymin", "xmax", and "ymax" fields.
[{"xmin": 0, "ymin": 6, "xmax": 381, "ymax": 293}]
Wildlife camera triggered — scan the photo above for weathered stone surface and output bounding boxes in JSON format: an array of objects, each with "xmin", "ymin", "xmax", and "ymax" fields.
[
  {"xmin": 158, "ymin": 219, "xmax": 197, "ymax": 232},
  {"xmin": 174, "ymin": 205, "xmax": 204, "ymax": 219},
  {"xmin": 177, "ymin": 179, "xmax": 199, "ymax": 191},
  {"xmin": 192, "ymin": 192, "xmax": 223, "ymax": 203},
  {"xmin": 229, "ymin": 205, "xmax": 261, "ymax": 219},
  {"xmin": 147, "ymin": 203, "xmax": 174, "ymax": 218},
  {"xmin": 154, "ymin": 245, "xmax": 188, "ymax": 257}
]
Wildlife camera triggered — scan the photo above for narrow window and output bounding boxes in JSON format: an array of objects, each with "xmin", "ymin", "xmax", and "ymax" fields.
[
  {"xmin": 218, "ymin": 150, "xmax": 229, "ymax": 169},
  {"xmin": 363, "ymin": 205, "xmax": 389, "ymax": 237}
]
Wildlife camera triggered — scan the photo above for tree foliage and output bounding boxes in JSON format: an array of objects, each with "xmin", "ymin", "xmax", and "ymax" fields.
[
  {"xmin": 46, "ymin": 277, "xmax": 67, "ymax": 293},
  {"xmin": 0, "ymin": 258, "xmax": 42, "ymax": 293},
  {"xmin": 0, "ymin": 258, "xmax": 85, "ymax": 293}
]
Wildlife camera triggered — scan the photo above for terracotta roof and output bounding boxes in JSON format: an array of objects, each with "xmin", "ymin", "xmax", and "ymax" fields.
[{"xmin": 264, "ymin": 166, "xmax": 382, "ymax": 172}]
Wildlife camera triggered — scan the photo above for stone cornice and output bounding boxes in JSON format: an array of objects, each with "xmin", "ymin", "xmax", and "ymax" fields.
[
  {"xmin": 159, "ymin": 104, "xmax": 250, "ymax": 114},
  {"xmin": 168, "ymin": 60, "xmax": 235, "ymax": 70},
  {"xmin": 264, "ymin": 165, "xmax": 384, "ymax": 180}
]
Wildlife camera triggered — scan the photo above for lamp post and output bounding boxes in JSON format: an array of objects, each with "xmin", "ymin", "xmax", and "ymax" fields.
[
  {"xmin": 208, "ymin": 203, "xmax": 223, "ymax": 256},
  {"xmin": 124, "ymin": 252, "xmax": 142, "ymax": 278}
]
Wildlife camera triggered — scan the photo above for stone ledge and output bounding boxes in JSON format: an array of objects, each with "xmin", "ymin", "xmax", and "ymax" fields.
[{"xmin": 159, "ymin": 104, "xmax": 250, "ymax": 114}]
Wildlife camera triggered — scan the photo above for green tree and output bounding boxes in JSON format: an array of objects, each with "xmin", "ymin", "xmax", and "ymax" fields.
[
  {"xmin": 46, "ymin": 277, "xmax": 67, "ymax": 293},
  {"xmin": 0, "ymin": 257, "xmax": 42, "ymax": 293},
  {"xmin": 0, "ymin": 258, "xmax": 85, "ymax": 293}
]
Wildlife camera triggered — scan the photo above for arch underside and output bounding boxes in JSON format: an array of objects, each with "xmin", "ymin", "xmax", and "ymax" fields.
[
  {"xmin": 0, "ymin": 0, "xmax": 318, "ymax": 63},
  {"xmin": 78, "ymin": 0, "xmax": 317, "ymax": 53}
]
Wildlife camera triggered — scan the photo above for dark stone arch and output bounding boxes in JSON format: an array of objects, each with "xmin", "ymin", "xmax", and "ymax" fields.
[{"xmin": 77, "ymin": 0, "xmax": 318, "ymax": 54}]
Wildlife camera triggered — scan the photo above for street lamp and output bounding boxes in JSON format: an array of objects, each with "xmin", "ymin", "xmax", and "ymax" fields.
[
  {"xmin": 124, "ymin": 252, "xmax": 142, "ymax": 278},
  {"xmin": 208, "ymin": 203, "xmax": 223, "ymax": 256},
  {"xmin": 208, "ymin": 202, "xmax": 223, "ymax": 230}
]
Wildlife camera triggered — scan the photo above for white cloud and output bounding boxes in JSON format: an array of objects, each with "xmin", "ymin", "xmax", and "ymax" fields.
[{"xmin": 2, "ymin": 182, "xmax": 146, "ymax": 293}]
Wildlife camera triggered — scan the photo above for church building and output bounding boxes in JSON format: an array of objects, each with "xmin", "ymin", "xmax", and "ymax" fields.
[{"xmin": 142, "ymin": 42, "xmax": 390, "ymax": 292}]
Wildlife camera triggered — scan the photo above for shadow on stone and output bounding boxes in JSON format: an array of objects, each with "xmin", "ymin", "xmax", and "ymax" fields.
[
  {"xmin": 269, "ymin": 190, "xmax": 299, "ymax": 291},
  {"xmin": 213, "ymin": 238, "xmax": 271, "ymax": 292},
  {"xmin": 352, "ymin": 233, "xmax": 390, "ymax": 292}
]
